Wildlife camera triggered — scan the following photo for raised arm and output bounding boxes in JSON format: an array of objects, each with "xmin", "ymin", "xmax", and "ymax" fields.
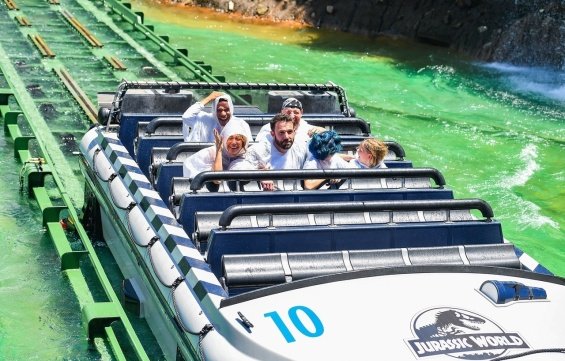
[{"xmin": 211, "ymin": 129, "xmax": 223, "ymax": 184}]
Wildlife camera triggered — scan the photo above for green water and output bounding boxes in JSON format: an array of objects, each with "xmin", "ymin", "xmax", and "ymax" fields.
[
  {"xmin": 0, "ymin": 1, "xmax": 563, "ymax": 359},
  {"xmin": 135, "ymin": 0, "xmax": 564, "ymax": 276}
]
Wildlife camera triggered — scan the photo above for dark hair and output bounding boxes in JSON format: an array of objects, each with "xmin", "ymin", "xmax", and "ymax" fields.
[
  {"xmin": 269, "ymin": 113, "xmax": 294, "ymax": 131},
  {"xmin": 308, "ymin": 131, "xmax": 342, "ymax": 160}
]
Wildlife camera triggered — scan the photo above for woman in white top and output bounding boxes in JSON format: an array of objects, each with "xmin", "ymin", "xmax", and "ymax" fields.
[
  {"xmin": 183, "ymin": 120, "xmax": 252, "ymax": 191},
  {"xmin": 303, "ymin": 130, "xmax": 351, "ymax": 189},
  {"xmin": 350, "ymin": 138, "xmax": 388, "ymax": 169}
]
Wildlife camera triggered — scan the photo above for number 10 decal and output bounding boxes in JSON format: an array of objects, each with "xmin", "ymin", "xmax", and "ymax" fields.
[{"xmin": 264, "ymin": 305, "xmax": 324, "ymax": 343}]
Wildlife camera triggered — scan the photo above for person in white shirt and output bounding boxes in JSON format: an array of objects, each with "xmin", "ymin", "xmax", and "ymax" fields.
[
  {"xmin": 303, "ymin": 130, "xmax": 352, "ymax": 189},
  {"xmin": 245, "ymin": 113, "xmax": 308, "ymax": 190},
  {"xmin": 255, "ymin": 97, "xmax": 324, "ymax": 143},
  {"xmin": 349, "ymin": 138, "xmax": 388, "ymax": 169},
  {"xmin": 182, "ymin": 91, "xmax": 252, "ymax": 143},
  {"xmin": 183, "ymin": 120, "xmax": 253, "ymax": 191}
]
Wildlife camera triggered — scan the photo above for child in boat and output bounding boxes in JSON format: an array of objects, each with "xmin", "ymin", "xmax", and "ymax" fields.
[
  {"xmin": 303, "ymin": 130, "xmax": 352, "ymax": 189},
  {"xmin": 182, "ymin": 91, "xmax": 252, "ymax": 143},
  {"xmin": 350, "ymin": 138, "xmax": 388, "ymax": 169},
  {"xmin": 183, "ymin": 120, "xmax": 252, "ymax": 191}
]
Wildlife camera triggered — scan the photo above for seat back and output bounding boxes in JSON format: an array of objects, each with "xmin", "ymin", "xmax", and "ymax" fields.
[
  {"xmin": 221, "ymin": 243, "xmax": 521, "ymax": 292},
  {"xmin": 202, "ymin": 199, "xmax": 501, "ymax": 277}
]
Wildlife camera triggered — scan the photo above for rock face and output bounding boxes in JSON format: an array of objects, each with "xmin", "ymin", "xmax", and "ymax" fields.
[{"xmin": 180, "ymin": 0, "xmax": 565, "ymax": 69}]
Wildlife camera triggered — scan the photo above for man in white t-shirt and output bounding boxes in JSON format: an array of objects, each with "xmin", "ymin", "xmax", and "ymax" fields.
[
  {"xmin": 182, "ymin": 91, "xmax": 252, "ymax": 143},
  {"xmin": 255, "ymin": 97, "xmax": 325, "ymax": 143},
  {"xmin": 246, "ymin": 113, "xmax": 308, "ymax": 190}
]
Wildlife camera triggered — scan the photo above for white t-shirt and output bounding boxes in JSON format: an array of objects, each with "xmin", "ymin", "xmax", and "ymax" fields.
[
  {"xmin": 349, "ymin": 159, "xmax": 387, "ymax": 169},
  {"xmin": 255, "ymin": 120, "xmax": 315, "ymax": 144},
  {"xmin": 303, "ymin": 154, "xmax": 353, "ymax": 170},
  {"xmin": 245, "ymin": 141, "xmax": 308, "ymax": 170},
  {"xmin": 182, "ymin": 146, "xmax": 251, "ymax": 178}
]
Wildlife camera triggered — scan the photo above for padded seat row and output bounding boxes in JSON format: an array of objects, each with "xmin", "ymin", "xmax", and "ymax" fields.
[
  {"xmin": 137, "ymin": 115, "xmax": 371, "ymax": 138},
  {"xmin": 202, "ymin": 199, "xmax": 502, "ymax": 277},
  {"xmin": 221, "ymin": 243, "xmax": 521, "ymax": 293},
  {"xmin": 173, "ymin": 168, "xmax": 451, "ymax": 235}
]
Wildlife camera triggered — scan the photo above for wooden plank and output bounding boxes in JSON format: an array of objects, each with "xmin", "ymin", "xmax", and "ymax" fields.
[
  {"xmin": 28, "ymin": 34, "xmax": 56, "ymax": 58},
  {"xmin": 61, "ymin": 10, "xmax": 103, "ymax": 48},
  {"xmin": 103, "ymin": 55, "xmax": 127, "ymax": 71},
  {"xmin": 4, "ymin": 0, "xmax": 18, "ymax": 10},
  {"xmin": 16, "ymin": 16, "xmax": 32, "ymax": 26},
  {"xmin": 53, "ymin": 67, "xmax": 97, "ymax": 124}
]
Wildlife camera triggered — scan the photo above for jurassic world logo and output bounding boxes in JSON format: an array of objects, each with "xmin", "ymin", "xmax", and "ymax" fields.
[{"xmin": 406, "ymin": 307, "xmax": 529, "ymax": 359}]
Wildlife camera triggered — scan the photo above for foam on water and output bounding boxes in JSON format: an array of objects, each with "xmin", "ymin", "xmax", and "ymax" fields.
[
  {"xmin": 497, "ymin": 143, "xmax": 559, "ymax": 229},
  {"xmin": 501, "ymin": 143, "xmax": 539, "ymax": 188},
  {"xmin": 504, "ymin": 192, "xmax": 559, "ymax": 230},
  {"xmin": 482, "ymin": 62, "xmax": 565, "ymax": 102}
]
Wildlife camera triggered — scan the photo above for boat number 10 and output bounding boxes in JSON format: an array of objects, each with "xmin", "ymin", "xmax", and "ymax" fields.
[{"xmin": 264, "ymin": 306, "xmax": 324, "ymax": 343}]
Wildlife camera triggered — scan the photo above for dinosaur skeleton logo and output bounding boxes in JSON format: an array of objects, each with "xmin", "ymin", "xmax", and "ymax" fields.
[{"xmin": 406, "ymin": 307, "xmax": 529, "ymax": 359}]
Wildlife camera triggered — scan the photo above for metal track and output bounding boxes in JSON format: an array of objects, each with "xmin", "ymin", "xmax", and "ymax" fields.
[{"xmin": 0, "ymin": 0, "xmax": 240, "ymax": 359}]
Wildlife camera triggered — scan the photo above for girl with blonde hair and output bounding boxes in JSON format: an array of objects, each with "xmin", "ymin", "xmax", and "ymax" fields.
[{"xmin": 351, "ymin": 138, "xmax": 388, "ymax": 169}]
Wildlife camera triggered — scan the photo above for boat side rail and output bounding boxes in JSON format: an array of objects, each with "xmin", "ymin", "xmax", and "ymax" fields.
[
  {"xmin": 171, "ymin": 167, "xmax": 443, "ymax": 210},
  {"xmin": 139, "ymin": 115, "xmax": 371, "ymax": 137},
  {"xmin": 107, "ymin": 81, "xmax": 353, "ymax": 128},
  {"xmin": 188, "ymin": 168, "xmax": 442, "ymax": 192},
  {"xmin": 221, "ymin": 243, "xmax": 522, "ymax": 293},
  {"xmin": 217, "ymin": 198, "xmax": 493, "ymax": 228}
]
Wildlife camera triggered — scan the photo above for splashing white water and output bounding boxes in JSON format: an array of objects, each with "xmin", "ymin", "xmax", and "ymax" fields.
[
  {"xmin": 482, "ymin": 62, "xmax": 565, "ymax": 102},
  {"xmin": 502, "ymin": 143, "xmax": 540, "ymax": 188},
  {"xmin": 497, "ymin": 143, "xmax": 558, "ymax": 229}
]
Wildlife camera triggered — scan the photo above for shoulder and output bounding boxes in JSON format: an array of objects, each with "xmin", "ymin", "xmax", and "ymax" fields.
[
  {"xmin": 292, "ymin": 141, "xmax": 308, "ymax": 155},
  {"xmin": 247, "ymin": 141, "xmax": 269, "ymax": 155},
  {"xmin": 333, "ymin": 156, "xmax": 351, "ymax": 168},
  {"xmin": 303, "ymin": 156, "xmax": 319, "ymax": 169}
]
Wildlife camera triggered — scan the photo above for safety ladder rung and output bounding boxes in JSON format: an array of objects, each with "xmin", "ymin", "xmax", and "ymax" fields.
[
  {"xmin": 28, "ymin": 34, "xmax": 56, "ymax": 58},
  {"xmin": 61, "ymin": 10, "xmax": 103, "ymax": 48},
  {"xmin": 4, "ymin": 0, "xmax": 18, "ymax": 10},
  {"xmin": 104, "ymin": 55, "xmax": 127, "ymax": 71},
  {"xmin": 15, "ymin": 16, "xmax": 32, "ymax": 26}
]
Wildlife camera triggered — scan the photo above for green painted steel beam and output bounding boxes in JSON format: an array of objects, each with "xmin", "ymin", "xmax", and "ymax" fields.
[
  {"xmin": 100, "ymin": 0, "xmax": 229, "ymax": 83},
  {"xmin": 0, "ymin": 88, "xmax": 13, "ymax": 116},
  {"xmin": 0, "ymin": 46, "xmax": 151, "ymax": 361},
  {"xmin": 82, "ymin": 302, "xmax": 121, "ymax": 340},
  {"xmin": 3, "ymin": 110, "xmax": 21, "ymax": 135}
]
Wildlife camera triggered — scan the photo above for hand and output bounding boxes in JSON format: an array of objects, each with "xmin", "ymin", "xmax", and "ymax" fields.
[
  {"xmin": 213, "ymin": 128, "xmax": 222, "ymax": 151},
  {"xmin": 307, "ymin": 126, "xmax": 326, "ymax": 137},
  {"xmin": 260, "ymin": 180, "xmax": 275, "ymax": 191},
  {"xmin": 202, "ymin": 91, "xmax": 226, "ymax": 105}
]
